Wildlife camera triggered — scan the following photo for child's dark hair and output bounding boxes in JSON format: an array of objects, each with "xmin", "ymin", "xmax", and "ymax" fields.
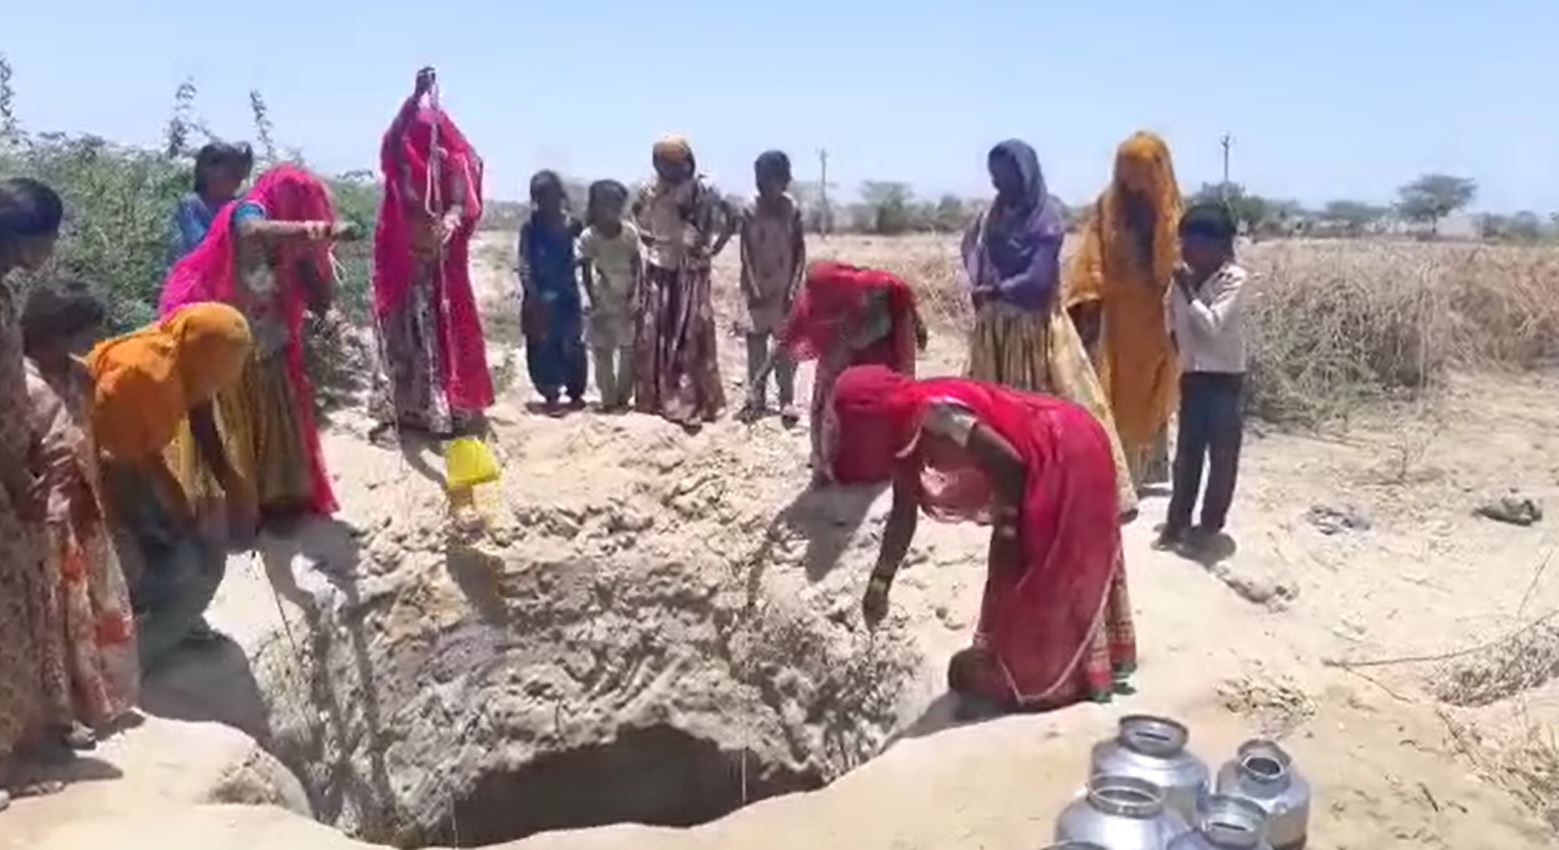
[
  {"xmin": 587, "ymin": 179, "xmax": 629, "ymax": 212},
  {"xmin": 193, "ymin": 141, "xmax": 255, "ymax": 192},
  {"xmin": 0, "ymin": 177, "xmax": 64, "ymax": 239},
  {"xmin": 529, "ymin": 170, "xmax": 565, "ymax": 205},
  {"xmin": 755, "ymin": 150, "xmax": 792, "ymax": 183},
  {"xmin": 1179, "ymin": 201, "xmax": 1238, "ymax": 245},
  {"xmin": 22, "ymin": 283, "xmax": 106, "ymax": 354}
]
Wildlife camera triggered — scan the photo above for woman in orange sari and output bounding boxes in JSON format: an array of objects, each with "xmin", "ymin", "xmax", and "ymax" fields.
[
  {"xmin": 88, "ymin": 304, "xmax": 254, "ymax": 668},
  {"xmin": 1063, "ymin": 132, "xmax": 1183, "ymax": 488},
  {"xmin": 843, "ymin": 366, "xmax": 1135, "ymax": 710}
]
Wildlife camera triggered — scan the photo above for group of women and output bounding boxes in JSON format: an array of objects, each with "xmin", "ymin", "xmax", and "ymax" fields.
[
  {"xmin": 0, "ymin": 176, "xmax": 264, "ymax": 806},
  {"xmin": 806, "ymin": 133, "xmax": 1184, "ymax": 712},
  {"xmin": 0, "ymin": 77, "xmax": 1188, "ymax": 801}
]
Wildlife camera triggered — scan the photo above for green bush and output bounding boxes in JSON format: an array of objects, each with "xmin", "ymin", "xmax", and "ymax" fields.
[
  {"xmin": 0, "ymin": 111, "xmax": 378, "ymax": 335},
  {"xmin": 1, "ymin": 134, "xmax": 188, "ymax": 330}
]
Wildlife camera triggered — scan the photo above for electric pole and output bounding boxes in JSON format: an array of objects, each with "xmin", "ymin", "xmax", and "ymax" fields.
[
  {"xmin": 818, "ymin": 148, "xmax": 832, "ymax": 238},
  {"xmin": 1220, "ymin": 133, "xmax": 1233, "ymax": 195}
]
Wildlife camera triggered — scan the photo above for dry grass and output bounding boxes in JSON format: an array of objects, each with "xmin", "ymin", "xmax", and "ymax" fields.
[
  {"xmin": 1434, "ymin": 617, "xmax": 1559, "ymax": 707},
  {"xmin": 1442, "ymin": 707, "xmax": 1559, "ymax": 831},
  {"xmin": 1240, "ymin": 240, "xmax": 1559, "ymax": 424},
  {"xmin": 713, "ymin": 235, "xmax": 1559, "ymax": 426}
]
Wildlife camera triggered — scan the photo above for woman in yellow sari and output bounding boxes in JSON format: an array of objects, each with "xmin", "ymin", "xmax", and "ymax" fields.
[{"xmin": 1063, "ymin": 132, "xmax": 1183, "ymax": 488}]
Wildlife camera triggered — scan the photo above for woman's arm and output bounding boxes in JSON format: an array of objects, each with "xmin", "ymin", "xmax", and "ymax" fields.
[
  {"xmin": 189, "ymin": 402, "xmax": 256, "ymax": 537},
  {"xmin": 863, "ymin": 469, "xmax": 920, "ymax": 627},
  {"xmin": 143, "ymin": 456, "xmax": 195, "ymax": 529},
  {"xmin": 995, "ymin": 235, "xmax": 1063, "ymax": 309},
  {"xmin": 236, "ymin": 217, "xmax": 350, "ymax": 244}
]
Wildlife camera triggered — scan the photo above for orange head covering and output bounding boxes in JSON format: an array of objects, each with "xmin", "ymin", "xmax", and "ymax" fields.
[
  {"xmin": 1107, "ymin": 132, "xmax": 1182, "ymax": 287},
  {"xmin": 1060, "ymin": 132, "xmax": 1184, "ymax": 450},
  {"xmin": 86, "ymin": 303, "xmax": 252, "ymax": 460},
  {"xmin": 1064, "ymin": 131, "xmax": 1183, "ymax": 310}
]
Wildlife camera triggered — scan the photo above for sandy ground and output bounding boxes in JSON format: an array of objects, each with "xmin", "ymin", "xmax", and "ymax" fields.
[{"xmin": 6, "ymin": 234, "xmax": 1559, "ymax": 849}]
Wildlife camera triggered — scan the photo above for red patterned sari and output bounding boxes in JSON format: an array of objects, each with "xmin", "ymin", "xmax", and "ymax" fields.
[{"xmin": 834, "ymin": 366, "xmax": 1135, "ymax": 709}]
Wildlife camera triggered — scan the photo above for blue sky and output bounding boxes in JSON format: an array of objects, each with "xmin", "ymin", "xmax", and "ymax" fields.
[{"xmin": 5, "ymin": 1, "xmax": 1557, "ymax": 211}]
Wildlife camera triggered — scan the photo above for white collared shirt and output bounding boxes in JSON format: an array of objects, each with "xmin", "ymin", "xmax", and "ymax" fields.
[{"xmin": 1169, "ymin": 262, "xmax": 1249, "ymax": 374}]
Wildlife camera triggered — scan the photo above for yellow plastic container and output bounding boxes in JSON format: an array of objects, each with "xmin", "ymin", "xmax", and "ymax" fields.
[{"xmin": 445, "ymin": 437, "xmax": 500, "ymax": 491}]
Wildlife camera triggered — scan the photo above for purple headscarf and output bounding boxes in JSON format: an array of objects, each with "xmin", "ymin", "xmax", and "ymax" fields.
[{"xmin": 962, "ymin": 139, "xmax": 1067, "ymax": 311}]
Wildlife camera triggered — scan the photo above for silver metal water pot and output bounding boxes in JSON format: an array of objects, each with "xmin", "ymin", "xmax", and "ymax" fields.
[
  {"xmin": 1055, "ymin": 774, "xmax": 1191, "ymax": 850},
  {"xmin": 1168, "ymin": 795, "xmax": 1273, "ymax": 850},
  {"xmin": 1090, "ymin": 715, "xmax": 1211, "ymax": 821},
  {"xmin": 1214, "ymin": 740, "xmax": 1311, "ymax": 850}
]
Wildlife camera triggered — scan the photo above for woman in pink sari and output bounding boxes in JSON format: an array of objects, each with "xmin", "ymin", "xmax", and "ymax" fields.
[
  {"xmin": 372, "ymin": 68, "xmax": 491, "ymax": 438},
  {"xmin": 159, "ymin": 164, "xmax": 358, "ymax": 523}
]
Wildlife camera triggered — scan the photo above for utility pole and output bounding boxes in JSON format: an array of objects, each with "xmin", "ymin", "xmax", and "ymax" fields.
[
  {"xmin": 818, "ymin": 148, "xmax": 832, "ymax": 238},
  {"xmin": 1220, "ymin": 133, "xmax": 1234, "ymax": 195}
]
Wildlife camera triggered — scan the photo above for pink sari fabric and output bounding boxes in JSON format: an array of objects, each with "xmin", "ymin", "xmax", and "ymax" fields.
[
  {"xmin": 373, "ymin": 99, "xmax": 493, "ymax": 413},
  {"xmin": 158, "ymin": 164, "xmax": 338, "ymax": 514}
]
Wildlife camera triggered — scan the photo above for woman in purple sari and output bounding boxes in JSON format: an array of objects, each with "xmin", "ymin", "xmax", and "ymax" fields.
[{"xmin": 962, "ymin": 139, "xmax": 1136, "ymax": 516}]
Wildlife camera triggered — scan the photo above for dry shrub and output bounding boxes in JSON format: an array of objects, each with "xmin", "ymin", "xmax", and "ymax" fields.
[
  {"xmin": 1243, "ymin": 240, "xmax": 1559, "ymax": 424},
  {"xmin": 1433, "ymin": 616, "xmax": 1559, "ymax": 707},
  {"xmin": 715, "ymin": 235, "xmax": 1559, "ymax": 426},
  {"xmin": 1443, "ymin": 709, "xmax": 1559, "ymax": 832},
  {"xmin": 1503, "ymin": 727, "xmax": 1559, "ymax": 831}
]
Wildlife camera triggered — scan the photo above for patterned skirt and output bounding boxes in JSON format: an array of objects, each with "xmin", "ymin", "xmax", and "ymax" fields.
[
  {"xmin": 375, "ymin": 266, "xmax": 458, "ymax": 435},
  {"xmin": 0, "ymin": 506, "xmax": 45, "ymax": 759},
  {"xmin": 633, "ymin": 263, "xmax": 725, "ymax": 425},
  {"xmin": 170, "ymin": 349, "xmax": 314, "ymax": 519},
  {"xmin": 967, "ymin": 302, "xmax": 1138, "ymax": 517},
  {"xmin": 951, "ymin": 554, "xmax": 1136, "ymax": 710},
  {"xmin": 37, "ymin": 518, "xmax": 138, "ymax": 729}
]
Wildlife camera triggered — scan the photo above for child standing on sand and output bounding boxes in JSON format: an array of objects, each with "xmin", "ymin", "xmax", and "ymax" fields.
[
  {"xmin": 577, "ymin": 180, "xmax": 641, "ymax": 411},
  {"xmin": 518, "ymin": 170, "xmax": 587, "ymax": 413},
  {"xmin": 1158, "ymin": 202, "xmax": 1249, "ymax": 549},
  {"xmin": 739, "ymin": 150, "xmax": 807, "ymax": 424}
]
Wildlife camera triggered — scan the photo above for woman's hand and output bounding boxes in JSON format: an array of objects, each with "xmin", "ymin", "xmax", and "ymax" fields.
[
  {"xmin": 439, "ymin": 211, "xmax": 463, "ymax": 245},
  {"xmin": 862, "ymin": 572, "xmax": 893, "ymax": 628}
]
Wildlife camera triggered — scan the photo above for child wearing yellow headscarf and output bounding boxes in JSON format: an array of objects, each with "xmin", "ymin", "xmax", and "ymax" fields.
[{"xmin": 1063, "ymin": 132, "xmax": 1183, "ymax": 487}]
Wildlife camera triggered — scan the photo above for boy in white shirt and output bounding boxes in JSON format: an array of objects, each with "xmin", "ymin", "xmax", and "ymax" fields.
[
  {"xmin": 576, "ymin": 180, "xmax": 642, "ymax": 411},
  {"xmin": 1159, "ymin": 202, "xmax": 1249, "ymax": 549}
]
